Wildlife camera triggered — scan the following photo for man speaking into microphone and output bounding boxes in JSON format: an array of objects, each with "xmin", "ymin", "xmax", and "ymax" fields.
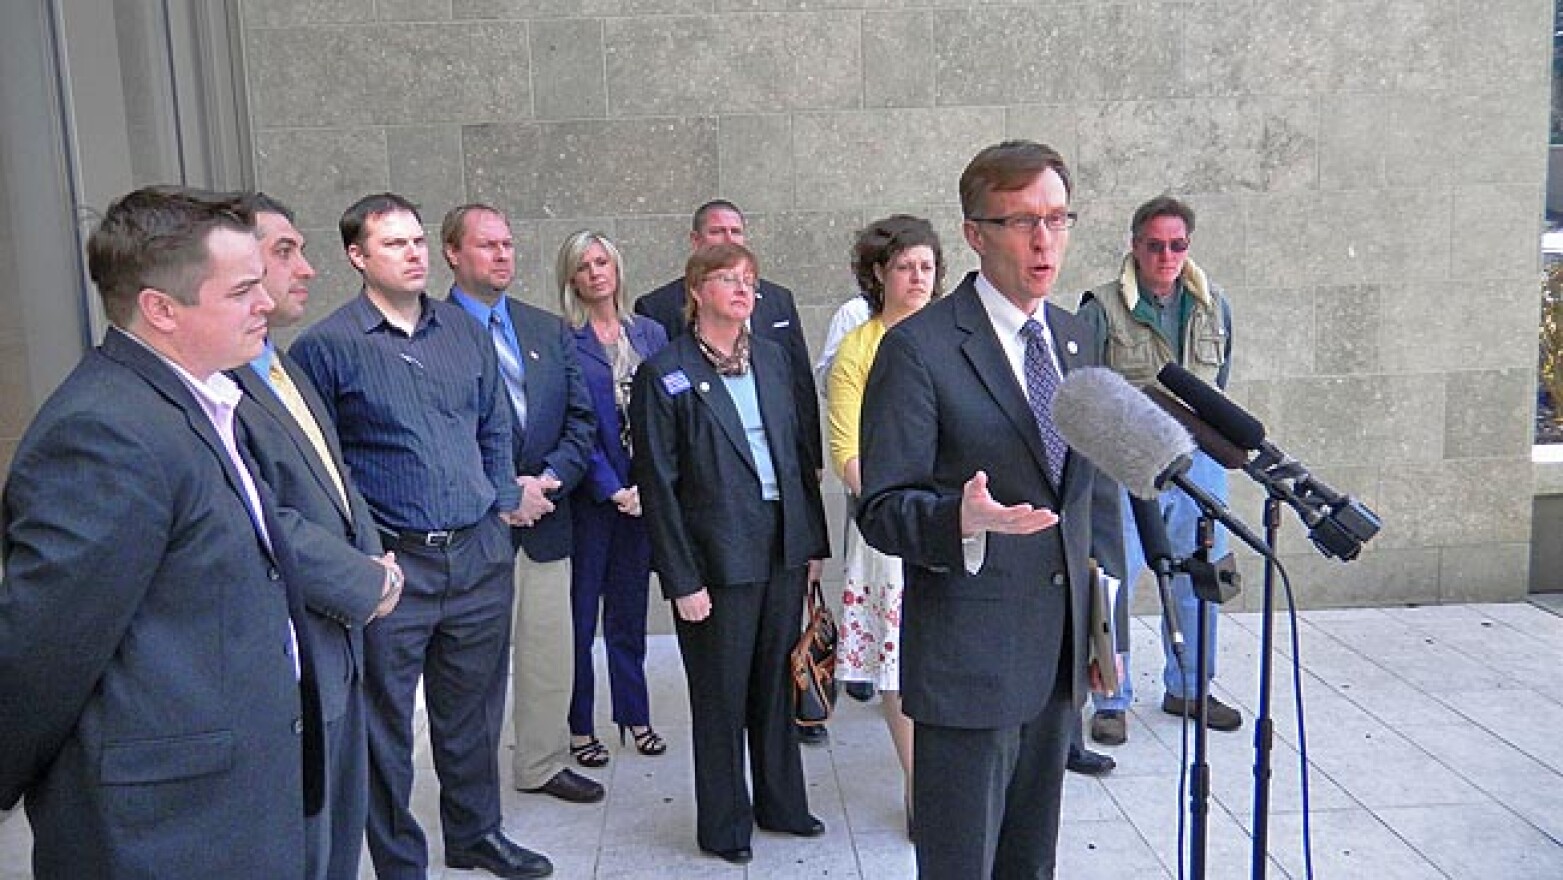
[
  {"xmin": 857, "ymin": 140, "xmax": 1122, "ymax": 878},
  {"xmin": 1078, "ymin": 195, "xmax": 1239, "ymax": 747}
]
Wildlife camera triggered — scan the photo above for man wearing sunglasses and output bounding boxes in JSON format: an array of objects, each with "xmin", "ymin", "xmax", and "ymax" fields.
[{"xmin": 1078, "ymin": 195, "xmax": 1238, "ymax": 749}]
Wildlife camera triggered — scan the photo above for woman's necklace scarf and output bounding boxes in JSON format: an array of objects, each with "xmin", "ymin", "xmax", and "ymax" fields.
[{"xmin": 693, "ymin": 324, "xmax": 751, "ymax": 377}]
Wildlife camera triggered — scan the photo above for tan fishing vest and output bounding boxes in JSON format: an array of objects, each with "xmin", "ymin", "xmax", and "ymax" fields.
[{"xmin": 1086, "ymin": 257, "xmax": 1226, "ymax": 389}]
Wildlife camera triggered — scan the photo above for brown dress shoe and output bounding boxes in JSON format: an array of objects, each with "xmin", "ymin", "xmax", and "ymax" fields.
[
  {"xmin": 1161, "ymin": 692, "xmax": 1243, "ymax": 731},
  {"xmin": 1090, "ymin": 709, "xmax": 1127, "ymax": 745}
]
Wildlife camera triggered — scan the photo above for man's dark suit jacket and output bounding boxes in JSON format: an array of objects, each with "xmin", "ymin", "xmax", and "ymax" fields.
[
  {"xmin": 634, "ymin": 276, "xmax": 822, "ymax": 471},
  {"xmin": 0, "ymin": 328, "xmax": 313, "ymax": 878},
  {"xmin": 490, "ymin": 296, "xmax": 596, "ymax": 562},
  {"xmin": 856, "ymin": 275, "xmax": 1121, "ymax": 729},
  {"xmin": 234, "ymin": 351, "xmax": 384, "ymax": 724},
  {"xmin": 630, "ymin": 332, "xmax": 829, "ymax": 598}
]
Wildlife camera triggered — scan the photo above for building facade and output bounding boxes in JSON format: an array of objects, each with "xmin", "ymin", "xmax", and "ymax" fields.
[{"xmin": 0, "ymin": 0, "xmax": 1553, "ymax": 607}]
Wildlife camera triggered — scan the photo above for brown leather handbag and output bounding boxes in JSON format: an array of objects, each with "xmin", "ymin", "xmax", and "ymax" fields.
[{"xmin": 790, "ymin": 580, "xmax": 837, "ymax": 726}]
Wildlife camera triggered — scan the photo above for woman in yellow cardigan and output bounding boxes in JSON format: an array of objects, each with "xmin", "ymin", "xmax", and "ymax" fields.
[{"xmin": 827, "ymin": 214, "xmax": 944, "ymax": 837}]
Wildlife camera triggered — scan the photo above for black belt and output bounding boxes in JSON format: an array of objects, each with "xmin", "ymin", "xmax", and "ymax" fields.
[{"xmin": 380, "ymin": 525, "xmax": 471, "ymax": 548}]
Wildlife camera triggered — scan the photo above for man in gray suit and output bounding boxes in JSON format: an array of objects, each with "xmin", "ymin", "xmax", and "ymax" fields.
[
  {"xmin": 857, "ymin": 141, "xmax": 1121, "ymax": 878},
  {"xmin": 233, "ymin": 192, "xmax": 404, "ymax": 879},
  {"xmin": 0, "ymin": 186, "xmax": 321, "ymax": 877}
]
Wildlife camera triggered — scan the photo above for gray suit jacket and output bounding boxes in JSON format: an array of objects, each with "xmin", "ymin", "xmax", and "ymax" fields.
[
  {"xmin": 233, "ymin": 350, "xmax": 384, "ymax": 723},
  {"xmin": 856, "ymin": 275, "xmax": 1121, "ymax": 730},
  {"xmin": 0, "ymin": 328, "xmax": 312, "ymax": 878}
]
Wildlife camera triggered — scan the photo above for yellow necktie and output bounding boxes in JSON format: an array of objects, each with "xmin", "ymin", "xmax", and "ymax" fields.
[{"xmin": 268, "ymin": 359, "xmax": 350, "ymax": 512}]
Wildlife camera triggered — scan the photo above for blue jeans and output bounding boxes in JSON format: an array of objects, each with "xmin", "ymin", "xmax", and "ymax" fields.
[{"xmin": 1093, "ymin": 450, "xmax": 1230, "ymax": 712}]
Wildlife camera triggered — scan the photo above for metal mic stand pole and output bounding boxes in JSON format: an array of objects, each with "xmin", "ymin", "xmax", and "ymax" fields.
[
  {"xmin": 1165, "ymin": 470, "xmax": 1249, "ymax": 880},
  {"xmin": 1189, "ymin": 515, "xmax": 1215, "ymax": 880},
  {"xmin": 1249, "ymin": 494, "xmax": 1283, "ymax": 879}
]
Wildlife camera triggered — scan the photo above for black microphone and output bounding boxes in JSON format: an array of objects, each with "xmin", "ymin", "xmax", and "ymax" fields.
[
  {"xmin": 1155, "ymin": 363, "xmax": 1382, "ymax": 561},
  {"xmin": 1052, "ymin": 367, "xmax": 1272, "ymax": 558},
  {"xmin": 1157, "ymin": 362, "xmax": 1266, "ymax": 451},
  {"xmin": 1144, "ymin": 385, "xmax": 1249, "ymax": 470},
  {"xmin": 1129, "ymin": 495, "xmax": 1186, "ymax": 664}
]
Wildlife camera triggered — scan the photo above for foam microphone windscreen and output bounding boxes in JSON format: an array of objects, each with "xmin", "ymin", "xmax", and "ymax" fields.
[
  {"xmin": 1157, "ymin": 363, "xmax": 1266, "ymax": 451},
  {"xmin": 1053, "ymin": 367, "xmax": 1195, "ymax": 499}
]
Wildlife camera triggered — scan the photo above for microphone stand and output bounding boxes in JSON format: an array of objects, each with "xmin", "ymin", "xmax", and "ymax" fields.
[
  {"xmin": 1249, "ymin": 492, "xmax": 1283, "ymax": 878},
  {"xmin": 1187, "ymin": 515, "xmax": 1216, "ymax": 880},
  {"xmin": 1165, "ymin": 470, "xmax": 1248, "ymax": 880}
]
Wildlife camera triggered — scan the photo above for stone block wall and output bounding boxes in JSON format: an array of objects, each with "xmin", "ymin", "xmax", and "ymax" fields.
[{"xmin": 239, "ymin": 0, "xmax": 1554, "ymax": 607}]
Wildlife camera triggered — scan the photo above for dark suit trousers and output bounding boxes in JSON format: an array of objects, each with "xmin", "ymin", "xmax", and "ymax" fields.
[
  {"xmin": 363, "ymin": 519, "xmax": 514, "ymax": 880},
  {"xmin": 673, "ymin": 533, "xmax": 812, "ymax": 852},
  {"xmin": 569, "ymin": 499, "xmax": 653, "ymax": 734},
  {"xmin": 306, "ymin": 688, "xmax": 368, "ymax": 880},
  {"xmin": 913, "ymin": 673, "xmax": 1074, "ymax": 879}
]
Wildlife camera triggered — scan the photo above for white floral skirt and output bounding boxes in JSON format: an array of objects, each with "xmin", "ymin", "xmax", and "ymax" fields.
[{"xmin": 835, "ymin": 519, "xmax": 905, "ymax": 692}]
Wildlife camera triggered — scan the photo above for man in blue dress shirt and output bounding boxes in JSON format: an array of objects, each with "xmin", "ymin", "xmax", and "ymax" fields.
[
  {"xmin": 441, "ymin": 204, "xmax": 600, "ymax": 806},
  {"xmin": 291, "ymin": 193, "xmax": 550, "ymax": 880}
]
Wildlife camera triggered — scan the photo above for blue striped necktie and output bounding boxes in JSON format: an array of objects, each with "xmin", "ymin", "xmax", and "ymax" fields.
[
  {"xmin": 1021, "ymin": 318, "xmax": 1067, "ymax": 485},
  {"xmin": 490, "ymin": 312, "xmax": 527, "ymax": 428}
]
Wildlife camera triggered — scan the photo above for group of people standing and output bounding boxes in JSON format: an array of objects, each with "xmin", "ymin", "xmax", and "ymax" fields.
[{"xmin": 0, "ymin": 136, "xmax": 1239, "ymax": 880}]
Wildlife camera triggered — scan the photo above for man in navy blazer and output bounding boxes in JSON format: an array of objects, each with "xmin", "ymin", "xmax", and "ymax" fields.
[
  {"xmin": 633, "ymin": 199, "xmax": 823, "ymax": 473},
  {"xmin": 0, "ymin": 187, "xmax": 321, "ymax": 878},
  {"xmin": 234, "ymin": 193, "xmax": 403, "ymax": 879},
  {"xmin": 857, "ymin": 141, "xmax": 1122, "ymax": 878},
  {"xmin": 441, "ymin": 205, "xmax": 601, "ymax": 805}
]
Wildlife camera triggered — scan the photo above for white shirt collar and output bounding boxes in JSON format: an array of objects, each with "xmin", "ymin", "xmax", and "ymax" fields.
[
  {"xmin": 973, "ymin": 273, "xmax": 1059, "ymax": 384},
  {"xmin": 974, "ymin": 272, "xmax": 1047, "ymax": 340},
  {"xmin": 116, "ymin": 327, "xmax": 244, "ymax": 410}
]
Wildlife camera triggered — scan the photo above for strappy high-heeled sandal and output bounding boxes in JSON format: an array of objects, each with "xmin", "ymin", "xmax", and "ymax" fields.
[
  {"xmin": 620, "ymin": 724, "xmax": 666, "ymax": 756},
  {"xmin": 570, "ymin": 736, "xmax": 610, "ymax": 768}
]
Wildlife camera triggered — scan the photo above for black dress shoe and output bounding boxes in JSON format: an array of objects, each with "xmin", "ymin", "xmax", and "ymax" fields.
[
  {"xmin": 700, "ymin": 845, "xmax": 753, "ymax": 864},
  {"xmin": 844, "ymin": 681, "xmax": 876, "ymax": 702},
  {"xmin": 797, "ymin": 724, "xmax": 829, "ymax": 746},
  {"xmin": 1066, "ymin": 745, "xmax": 1116, "ymax": 777},
  {"xmin": 760, "ymin": 815, "xmax": 826, "ymax": 837},
  {"xmin": 521, "ymin": 768, "xmax": 605, "ymax": 803},
  {"xmin": 446, "ymin": 830, "xmax": 554, "ymax": 878}
]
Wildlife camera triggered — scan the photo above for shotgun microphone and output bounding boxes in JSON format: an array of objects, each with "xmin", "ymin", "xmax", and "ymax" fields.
[
  {"xmin": 1051, "ymin": 367, "xmax": 1193, "ymax": 499},
  {"xmin": 1143, "ymin": 384, "xmax": 1249, "ymax": 470},
  {"xmin": 1154, "ymin": 363, "xmax": 1382, "ymax": 561},
  {"xmin": 1157, "ymin": 362, "xmax": 1266, "ymax": 451},
  {"xmin": 1052, "ymin": 367, "xmax": 1271, "ymax": 558},
  {"xmin": 1129, "ymin": 495, "xmax": 1186, "ymax": 663}
]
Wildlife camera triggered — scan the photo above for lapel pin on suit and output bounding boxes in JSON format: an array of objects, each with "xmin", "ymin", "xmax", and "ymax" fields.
[
  {"xmin": 528, "ymin": 350, "xmax": 540, "ymax": 360},
  {"xmin": 1066, "ymin": 340, "xmax": 1079, "ymax": 355},
  {"xmin": 698, "ymin": 381, "xmax": 711, "ymax": 393}
]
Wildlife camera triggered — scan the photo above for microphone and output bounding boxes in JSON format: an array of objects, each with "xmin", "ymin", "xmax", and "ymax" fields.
[
  {"xmin": 1143, "ymin": 385, "xmax": 1249, "ymax": 470},
  {"xmin": 1157, "ymin": 362, "xmax": 1266, "ymax": 450},
  {"xmin": 1051, "ymin": 366, "xmax": 1193, "ymax": 499},
  {"xmin": 1154, "ymin": 363, "xmax": 1382, "ymax": 561},
  {"xmin": 1053, "ymin": 367, "xmax": 1271, "ymax": 557},
  {"xmin": 1129, "ymin": 495, "xmax": 1186, "ymax": 663}
]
